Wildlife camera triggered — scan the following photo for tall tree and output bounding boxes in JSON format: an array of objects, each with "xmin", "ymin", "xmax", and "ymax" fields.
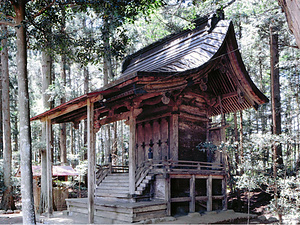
[
  {"xmin": 0, "ymin": 25, "xmax": 15, "ymax": 211},
  {"xmin": 59, "ymin": 5, "xmax": 67, "ymax": 164},
  {"xmin": 14, "ymin": 1, "xmax": 36, "ymax": 223},
  {"xmin": 39, "ymin": 51, "xmax": 52, "ymax": 214},
  {"xmin": 270, "ymin": 25, "xmax": 283, "ymax": 165}
]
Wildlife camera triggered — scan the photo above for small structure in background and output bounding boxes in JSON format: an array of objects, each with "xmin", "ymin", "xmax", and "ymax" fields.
[{"xmin": 16, "ymin": 165, "xmax": 78, "ymax": 211}]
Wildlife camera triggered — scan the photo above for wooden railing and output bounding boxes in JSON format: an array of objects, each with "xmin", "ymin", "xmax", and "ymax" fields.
[
  {"xmin": 135, "ymin": 161, "xmax": 153, "ymax": 188},
  {"xmin": 96, "ymin": 159, "xmax": 224, "ymax": 188},
  {"xmin": 134, "ymin": 159, "xmax": 224, "ymax": 192},
  {"xmin": 160, "ymin": 160, "xmax": 224, "ymax": 174},
  {"xmin": 96, "ymin": 164, "xmax": 129, "ymax": 186}
]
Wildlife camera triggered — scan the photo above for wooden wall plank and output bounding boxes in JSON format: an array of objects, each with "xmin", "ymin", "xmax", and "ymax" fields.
[
  {"xmin": 136, "ymin": 123, "xmax": 144, "ymax": 166},
  {"xmin": 170, "ymin": 114, "xmax": 179, "ymax": 161},
  {"xmin": 153, "ymin": 120, "xmax": 161, "ymax": 160},
  {"xmin": 144, "ymin": 122, "xmax": 152, "ymax": 161},
  {"xmin": 161, "ymin": 118, "xmax": 169, "ymax": 160}
]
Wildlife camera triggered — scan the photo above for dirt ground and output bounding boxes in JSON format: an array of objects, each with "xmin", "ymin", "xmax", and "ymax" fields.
[{"xmin": 0, "ymin": 210, "xmax": 292, "ymax": 225}]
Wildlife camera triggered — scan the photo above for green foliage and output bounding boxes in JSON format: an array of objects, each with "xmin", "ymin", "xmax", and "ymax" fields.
[
  {"xmin": 75, "ymin": 160, "xmax": 88, "ymax": 176},
  {"xmin": 268, "ymin": 176, "xmax": 300, "ymax": 216}
]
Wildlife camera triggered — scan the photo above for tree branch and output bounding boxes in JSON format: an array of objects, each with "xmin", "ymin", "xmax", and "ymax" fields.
[
  {"xmin": 32, "ymin": 0, "xmax": 56, "ymax": 18},
  {"xmin": 0, "ymin": 20, "xmax": 18, "ymax": 27}
]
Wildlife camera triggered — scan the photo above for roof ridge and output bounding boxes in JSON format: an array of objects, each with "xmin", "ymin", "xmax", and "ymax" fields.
[{"xmin": 121, "ymin": 10, "xmax": 225, "ymax": 73}]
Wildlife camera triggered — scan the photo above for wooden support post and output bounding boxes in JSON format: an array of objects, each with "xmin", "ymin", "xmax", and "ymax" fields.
[
  {"xmin": 87, "ymin": 99, "xmax": 95, "ymax": 224},
  {"xmin": 129, "ymin": 107, "xmax": 136, "ymax": 195},
  {"xmin": 222, "ymin": 177, "xmax": 227, "ymax": 210},
  {"xmin": 46, "ymin": 118, "xmax": 53, "ymax": 216},
  {"xmin": 165, "ymin": 177, "xmax": 171, "ymax": 216},
  {"xmin": 218, "ymin": 96, "xmax": 226, "ymax": 142},
  {"xmin": 190, "ymin": 175, "xmax": 195, "ymax": 213},
  {"xmin": 207, "ymin": 175, "xmax": 212, "ymax": 212},
  {"xmin": 170, "ymin": 114, "xmax": 179, "ymax": 160}
]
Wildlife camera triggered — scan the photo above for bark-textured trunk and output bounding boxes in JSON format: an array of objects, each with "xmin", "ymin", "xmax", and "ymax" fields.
[
  {"xmin": 1, "ymin": 25, "xmax": 15, "ymax": 211},
  {"xmin": 14, "ymin": 1, "xmax": 36, "ymax": 223},
  {"xmin": 39, "ymin": 51, "xmax": 52, "ymax": 214},
  {"xmin": 270, "ymin": 25, "xmax": 283, "ymax": 165},
  {"xmin": 60, "ymin": 6, "xmax": 67, "ymax": 164},
  {"xmin": 270, "ymin": 24, "xmax": 283, "ymax": 223},
  {"xmin": 278, "ymin": 0, "xmax": 300, "ymax": 48},
  {"xmin": 60, "ymin": 54, "xmax": 67, "ymax": 164},
  {"xmin": 83, "ymin": 67, "xmax": 89, "ymax": 160},
  {"xmin": 102, "ymin": 15, "xmax": 113, "ymax": 164},
  {"xmin": 239, "ymin": 110, "xmax": 244, "ymax": 172}
]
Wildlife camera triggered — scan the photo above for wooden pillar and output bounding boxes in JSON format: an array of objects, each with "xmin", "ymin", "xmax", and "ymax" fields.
[
  {"xmin": 129, "ymin": 107, "xmax": 136, "ymax": 195},
  {"xmin": 189, "ymin": 175, "xmax": 195, "ymax": 213},
  {"xmin": 207, "ymin": 175, "xmax": 212, "ymax": 212},
  {"xmin": 222, "ymin": 177, "xmax": 227, "ymax": 210},
  {"xmin": 218, "ymin": 96, "xmax": 226, "ymax": 142},
  {"xmin": 170, "ymin": 114, "xmax": 179, "ymax": 160},
  {"xmin": 46, "ymin": 118, "xmax": 53, "ymax": 216},
  {"xmin": 87, "ymin": 98, "xmax": 95, "ymax": 223},
  {"xmin": 165, "ymin": 177, "xmax": 171, "ymax": 216}
]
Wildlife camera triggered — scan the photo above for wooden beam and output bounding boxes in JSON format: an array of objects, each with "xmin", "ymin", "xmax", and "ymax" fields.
[
  {"xmin": 87, "ymin": 99, "xmax": 95, "ymax": 223},
  {"xmin": 97, "ymin": 108, "xmax": 142, "ymax": 126},
  {"xmin": 179, "ymin": 104, "xmax": 206, "ymax": 116},
  {"xmin": 179, "ymin": 112, "xmax": 209, "ymax": 122},
  {"xmin": 129, "ymin": 107, "xmax": 136, "ymax": 196},
  {"xmin": 46, "ymin": 118, "xmax": 53, "ymax": 216},
  {"xmin": 40, "ymin": 95, "xmax": 102, "ymax": 122}
]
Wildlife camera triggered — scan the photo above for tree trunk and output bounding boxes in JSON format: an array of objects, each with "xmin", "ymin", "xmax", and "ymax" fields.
[
  {"xmin": 60, "ymin": 54, "xmax": 67, "ymax": 164},
  {"xmin": 0, "ymin": 24, "xmax": 15, "ymax": 211},
  {"xmin": 83, "ymin": 67, "xmax": 89, "ymax": 160},
  {"xmin": 270, "ymin": 24, "xmax": 283, "ymax": 223},
  {"xmin": 239, "ymin": 110, "xmax": 244, "ymax": 172},
  {"xmin": 15, "ymin": 1, "xmax": 36, "ymax": 223},
  {"xmin": 270, "ymin": 25, "xmax": 283, "ymax": 165},
  {"xmin": 39, "ymin": 51, "xmax": 52, "ymax": 214},
  {"xmin": 278, "ymin": 0, "xmax": 300, "ymax": 48}
]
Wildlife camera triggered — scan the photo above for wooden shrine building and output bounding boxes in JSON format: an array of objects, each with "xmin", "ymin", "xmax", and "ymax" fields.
[{"xmin": 31, "ymin": 13, "xmax": 268, "ymax": 223}]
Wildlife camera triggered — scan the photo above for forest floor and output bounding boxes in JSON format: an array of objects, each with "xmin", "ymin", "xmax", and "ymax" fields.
[
  {"xmin": 1, "ymin": 190, "xmax": 299, "ymax": 224},
  {"xmin": 1, "ymin": 210, "xmax": 299, "ymax": 224}
]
